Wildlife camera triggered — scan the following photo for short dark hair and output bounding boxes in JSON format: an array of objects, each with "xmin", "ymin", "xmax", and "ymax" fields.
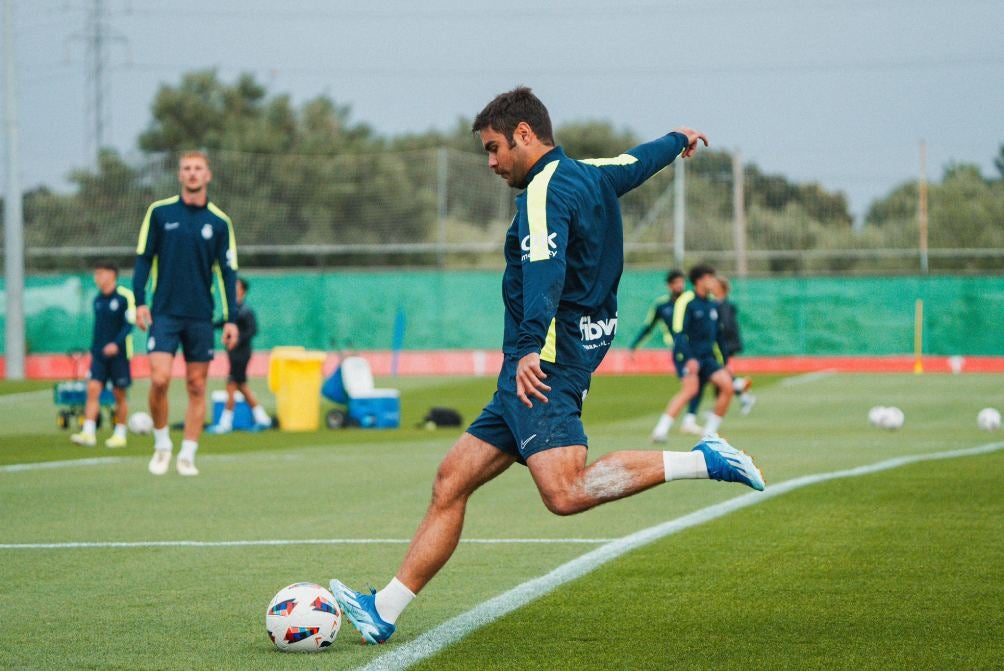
[
  {"xmin": 471, "ymin": 86, "xmax": 555, "ymax": 147},
  {"xmin": 95, "ymin": 260, "xmax": 118, "ymax": 276},
  {"xmin": 237, "ymin": 277, "xmax": 248, "ymax": 293},
  {"xmin": 688, "ymin": 263, "xmax": 716, "ymax": 285},
  {"xmin": 666, "ymin": 269, "xmax": 684, "ymax": 284}
]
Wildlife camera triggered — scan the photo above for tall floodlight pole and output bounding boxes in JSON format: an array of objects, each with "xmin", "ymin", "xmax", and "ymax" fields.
[
  {"xmin": 3, "ymin": 0, "xmax": 26, "ymax": 379},
  {"xmin": 673, "ymin": 159, "xmax": 685, "ymax": 268},
  {"xmin": 918, "ymin": 140, "xmax": 929, "ymax": 274},
  {"xmin": 732, "ymin": 149, "xmax": 748, "ymax": 277}
]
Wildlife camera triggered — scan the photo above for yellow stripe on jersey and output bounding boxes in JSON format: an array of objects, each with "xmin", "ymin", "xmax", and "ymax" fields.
[
  {"xmin": 213, "ymin": 263, "xmax": 228, "ymax": 322},
  {"xmin": 526, "ymin": 160, "xmax": 560, "ymax": 262},
  {"xmin": 207, "ymin": 202, "xmax": 239, "ymax": 270},
  {"xmin": 135, "ymin": 195, "xmax": 179, "ymax": 254},
  {"xmin": 673, "ymin": 291, "xmax": 695, "ymax": 334},
  {"xmin": 578, "ymin": 154, "xmax": 639, "ymax": 167},
  {"xmin": 541, "ymin": 318, "xmax": 558, "ymax": 363},
  {"xmin": 115, "ymin": 286, "xmax": 136, "ymax": 325}
]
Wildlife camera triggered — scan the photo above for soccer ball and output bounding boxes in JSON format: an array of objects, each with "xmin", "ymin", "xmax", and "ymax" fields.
[
  {"xmin": 867, "ymin": 406, "xmax": 887, "ymax": 427},
  {"xmin": 265, "ymin": 583, "xmax": 341, "ymax": 652},
  {"xmin": 127, "ymin": 411, "xmax": 154, "ymax": 434},
  {"xmin": 977, "ymin": 408, "xmax": 1001, "ymax": 432},
  {"xmin": 869, "ymin": 406, "xmax": 904, "ymax": 430},
  {"xmin": 882, "ymin": 407, "xmax": 905, "ymax": 430}
]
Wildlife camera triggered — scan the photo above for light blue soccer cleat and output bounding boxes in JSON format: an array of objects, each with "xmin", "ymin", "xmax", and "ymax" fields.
[
  {"xmin": 328, "ymin": 579, "xmax": 396, "ymax": 645},
  {"xmin": 692, "ymin": 435, "xmax": 765, "ymax": 491}
]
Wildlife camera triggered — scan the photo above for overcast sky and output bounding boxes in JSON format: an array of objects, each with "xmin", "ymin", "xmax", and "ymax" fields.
[{"xmin": 4, "ymin": 0, "xmax": 1003, "ymax": 218}]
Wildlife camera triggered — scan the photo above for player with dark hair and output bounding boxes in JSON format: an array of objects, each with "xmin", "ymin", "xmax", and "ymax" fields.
[
  {"xmin": 71, "ymin": 261, "xmax": 135, "ymax": 448},
  {"xmin": 211, "ymin": 277, "xmax": 271, "ymax": 432},
  {"xmin": 715, "ymin": 275, "xmax": 756, "ymax": 415},
  {"xmin": 650, "ymin": 264, "xmax": 736, "ymax": 442},
  {"xmin": 329, "ymin": 87, "xmax": 764, "ymax": 645},
  {"xmin": 133, "ymin": 150, "xmax": 239, "ymax": 476},
  {"xmin": 629, "ymin": 268, "xmax": 702, "ymax": 434}
]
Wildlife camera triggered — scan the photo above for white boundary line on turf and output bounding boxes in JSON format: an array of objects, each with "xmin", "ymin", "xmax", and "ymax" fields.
[
  {"xmin": 353, "ymin": 440, "xmax": 1004, "ymax": 671},
  {"xmin": 0, "ymin": 457, "xmax": 127, "ymax": 473},
  {"xmin": 779, "ymin": 369, "xmax": 838, "ymax": 386},
  {"xmin": 0, "ymin": 538, "xmax": 616, "ymax": 550}
]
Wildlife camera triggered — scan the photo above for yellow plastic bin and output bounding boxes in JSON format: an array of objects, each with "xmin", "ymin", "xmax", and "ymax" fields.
[{"xmin": 267, "ymin": 347, "xmax": 328, "ymax": 431}]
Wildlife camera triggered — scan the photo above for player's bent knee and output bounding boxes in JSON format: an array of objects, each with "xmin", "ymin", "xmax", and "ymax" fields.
[{"xmin": 539, "ymin": 491, "xmax": 586, "ymax": 517}]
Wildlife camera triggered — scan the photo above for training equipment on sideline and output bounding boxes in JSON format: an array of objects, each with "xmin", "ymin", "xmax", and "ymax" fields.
[
  {"xmin": 127, "ymin": 412, "xmax": 153, "ymax": 434},
  {"xmin": 977, "ymin": 408, "xmax": 1001, "ymax": 432},
  {"xmin": 265, "ymin": 583, "xmax": 342, "ymax": 652}
]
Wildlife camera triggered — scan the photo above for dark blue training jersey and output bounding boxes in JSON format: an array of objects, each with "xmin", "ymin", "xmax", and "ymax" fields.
[
  {"xmin": 91, "ymin": 285, "xmax": 136, "ymax": 358},
  {"xmin": 672, "ymin": 290, "xmax": 727, "ymax": 363},
  {"xmin": 502, "ymin": 133, "xmax": 689, "ymax": 371},
  {"xmin": 629, "ymin": 293, "xmax": 677, "ymax": 349},
  {"xmin": 133, "ymin": 195, "xmax": 238, "ymax": 323}
]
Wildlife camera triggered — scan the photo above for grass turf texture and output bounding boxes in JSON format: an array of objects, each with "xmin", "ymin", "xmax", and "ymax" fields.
[{"xmin": 0, "ymin": 372, "xmax": 1001, "ymax": 670}]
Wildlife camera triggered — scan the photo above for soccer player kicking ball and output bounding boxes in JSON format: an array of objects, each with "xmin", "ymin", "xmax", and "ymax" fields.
[{"xmin": 329, "ymin": 88, "xmax": 765, "ymax": 645}]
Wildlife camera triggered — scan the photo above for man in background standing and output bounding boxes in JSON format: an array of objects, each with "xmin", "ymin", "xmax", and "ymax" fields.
[
  {"xmin": 133, "ymin": 151, "xmax": 239, "ymax": 476},
  {"xmin": 71, "ymin": 261, "xmax": 135, "ymax": 448}
]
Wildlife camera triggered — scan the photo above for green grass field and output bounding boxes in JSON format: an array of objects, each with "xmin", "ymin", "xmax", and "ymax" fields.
[{"xmin": 1, "ymin": 372, "xmax": 1001, "ymax": 670}]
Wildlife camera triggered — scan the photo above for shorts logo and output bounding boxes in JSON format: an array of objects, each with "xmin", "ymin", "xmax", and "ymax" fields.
[
  {"xmin": 208, "ymin": 349, "xmax": 214, "ymax": 358},
  {"xmin": 579, "ymin": 314, "xmax": 618, "ymax": 341},
  {"xmin": 148, "ymin": 336, "xmax": 156, "ymax": 350},
  {"xmin": 520, "ymin": 434, "xmax": 538, "ymax": 451},
  {"xmin": 201, "ymin": 223, "xmax": 213, "ymax": 240}
]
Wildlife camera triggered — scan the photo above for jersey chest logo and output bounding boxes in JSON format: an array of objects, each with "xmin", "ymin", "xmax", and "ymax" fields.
[
  {"xmin": 201, "ymin": 223, "xmax": 213, "ymax": 240},
  {"xmin": 109, "ymin": 298, "xmax": 119, "ymax": 311}
]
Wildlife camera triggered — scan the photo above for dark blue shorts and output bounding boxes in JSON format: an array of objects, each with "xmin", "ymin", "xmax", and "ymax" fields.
[
  {"xmin": 147, "ymin": 315, "xmax": 215, "ymax": 362},
  {"xmin": 89, "ymin": 353, "xmax": 132, "ymax": 388},
  {"xmin": 467, "ymin": 355, "xmax": 591, "ymax": 464},
  {"xmin": 227, "ymin": 352, "xmax": 250, "ymax": 384},
  {"xmin": 674, "ymin": 353, "xmax": 722, "ymax": 383}
]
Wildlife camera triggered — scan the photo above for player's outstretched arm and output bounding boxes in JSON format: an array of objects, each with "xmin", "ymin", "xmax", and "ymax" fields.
[{"xmin": 673, "ymin": 126, "xmax": 709, "ymax": 159}]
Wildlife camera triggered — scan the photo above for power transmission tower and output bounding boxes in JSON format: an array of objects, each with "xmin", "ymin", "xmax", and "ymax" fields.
[{"xmin": 73, "ymin": 0, "xmax": 127, "ymax": 166}]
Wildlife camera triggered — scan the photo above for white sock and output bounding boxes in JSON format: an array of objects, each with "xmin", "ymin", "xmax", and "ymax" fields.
[
  {"xmin": 663, "ymin": 451, "xmax": 709, "ymax": 481},
  {"xmin": 682, "ymin": 412, "xmax": 698, "ymax": 425},
  {"xmin": 178, "ymin": 440, "xmax": 198, "ymax": 462},
  {"xmin": 218, "ymin": 408, "xmax": 234, "ymax": 429},
  {"xmin": 113, "ymin": 423, "xmax": 127, "ymax": 438},
  {"xmin": 653, "ymin": 413, "xmax": 673, "ymax": 437},
  {"xmin": 252, "ymin": 404, "xmax": 271, "ymax": 425},
  {"xmin": 374, "ymin": 577, "xmax": 415, "ymax": 625},
  {"xmin": 704, "ymin": 414, "xmax": 723, "ymax": 435},
  {"xmin": 82, "ymin": 419, "xmax": 96, "ymax": 436},
  {"xmin": 153, "ymin": 426, "xmax": 172, "ymax": 451}
]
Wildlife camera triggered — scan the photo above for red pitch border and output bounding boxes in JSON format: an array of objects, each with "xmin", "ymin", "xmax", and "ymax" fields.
[{"xmin": 4, "ymin": 351, "xmax": 1004, "ymax": 379}]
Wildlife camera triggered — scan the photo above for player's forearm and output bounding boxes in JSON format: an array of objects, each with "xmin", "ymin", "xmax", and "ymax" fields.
[
  {"xmin": 132, "ymin": 256, "xmax": 152, "ymax": 306},
  {"xmin": 617, "ymin": 132, "xmax": 689, "ymax": 195}
]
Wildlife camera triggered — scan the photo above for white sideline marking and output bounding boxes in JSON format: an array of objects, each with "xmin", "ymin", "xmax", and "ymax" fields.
[
  {"xmin": 354, "ymin": 441, "xmax": 1004, "ymax": 671},
  {"xmin": 0, "ymin": 457, "xmax": 126, "ymax": 473},
  {"xmin": 0, "ymin": 538, "xmax": 616, "ymax": 550},
  {"xmin": 779, "ymin": 369, "xmax": 838, "ymax": 386}
]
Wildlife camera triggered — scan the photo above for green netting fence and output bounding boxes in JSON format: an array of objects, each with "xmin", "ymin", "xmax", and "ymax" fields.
[{"xmin": 3, "ymin": 272, "xmax": 1002, "ymax": 356}]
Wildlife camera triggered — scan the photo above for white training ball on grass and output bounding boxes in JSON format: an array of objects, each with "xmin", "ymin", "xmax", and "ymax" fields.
[
  {"xmin": 880, "ymin": 407, "xmax": 905, "ymax": 430},
  {"xmin": 265, "ymin": 582, "xmax": 342, "ymax": 652},
  {"xmin": 977, "ymin": 408, "xmax": 1001, "ymax": 432},
  {"xmin": 868, "ymin": 406, "xmax": 888, "ymax": 427},
  {"xmin": 127, "ymin": 411, "xmax": 154, "ymax": 434}
]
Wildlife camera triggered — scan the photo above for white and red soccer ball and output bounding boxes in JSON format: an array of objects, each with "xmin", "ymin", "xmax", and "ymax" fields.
[{"xmin": 265, "ymin": 583, "xmax": 342, "ymax": 652}]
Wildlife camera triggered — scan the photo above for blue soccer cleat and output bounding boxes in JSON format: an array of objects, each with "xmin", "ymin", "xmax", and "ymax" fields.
[
  {"xmin": 692, "ymin": 435, "xmax": 765, "ymax": 491},
  {"xmin": 328, "ymin": 579, "xmax": 396, "ymax": 645}
]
